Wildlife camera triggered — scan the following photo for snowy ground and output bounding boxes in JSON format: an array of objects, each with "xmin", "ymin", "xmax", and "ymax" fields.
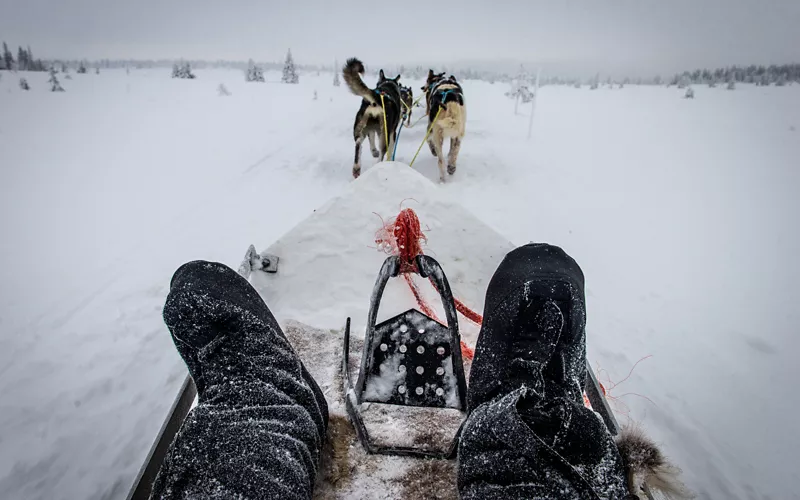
[{"xmin": 1, "ymin": 68, "xmax": 798, "ymax": 499}]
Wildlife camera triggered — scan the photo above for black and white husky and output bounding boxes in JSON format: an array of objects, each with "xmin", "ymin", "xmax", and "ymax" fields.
[
  {"xmin": 422, "ymin": 70, "xmax": 466, "ymax": 182},
  {"xmin": 342, "ymin": 58, "xmax": 403, "ymax": 178}
]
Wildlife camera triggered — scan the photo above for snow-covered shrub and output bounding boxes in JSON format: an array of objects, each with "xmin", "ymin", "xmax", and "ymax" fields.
[{"xmin": 245, "ymin": 59, "xmax": 264, "ymax": 82}]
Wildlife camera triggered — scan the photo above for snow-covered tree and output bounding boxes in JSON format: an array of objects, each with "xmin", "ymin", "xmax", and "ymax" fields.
[
  {"xmin": 708, "ymin": 80, "xmax": 717, "ymax": 88},
  {"xmin": 281, "ymin": 49, "xmax": 299, "ymax": 84},
  {"xmin": 590, "ymin": 73, "xmax": 599, "ymax": 90},
  {"xmin": 172, "ymin": 62, "xmax": 196, "ymax": 79},
  {"xmin": 776, "ymin": 74, "xmax": 787, "ymax": 86},
  {"xmin": 48, "ymin": 68, "xmax": 64, "ymax": 91},
  {"xmin": 684, "ymin": 87, "xmax": 695, "ymax": 99},
  {"xmin": 19, "ymin": 77, "xmax": 29, "ymax": 90},
  {"xmin": 77, "ymin": 61, "xmax": 87, "ymax": 74},
  {"xmin": 3, "ymin": 42, "xmax": 14, "ymax": 70},
  {"xmin": 506, "ymin": 65, "xmax": 534, "ymax": 102},
  {"xmin": 727, "ymin": 80, "xmax": 736, "ymax": 90},
  {"xmin": 333, "ymin": 61, "xmax": 340, "ymax": 86},
  {"xmin": 217, "ymin": 83, "xmax": 231, "ymax": 96},
  {"xmin": 245, "ymin": 59, "xmax": 264, "ymax": 82},
  {"xmin": 96, "ymin": 67, "xmax": 100, "ymax": 75},
  {"xmin": 17, "ymin": 47, "xmax": 27, "ymax": 71}
]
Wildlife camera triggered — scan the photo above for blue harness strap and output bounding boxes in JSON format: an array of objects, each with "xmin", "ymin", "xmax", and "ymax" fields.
[{"xmin": 392, "ymin": 121, "xmax": 404, "ymax": 161}]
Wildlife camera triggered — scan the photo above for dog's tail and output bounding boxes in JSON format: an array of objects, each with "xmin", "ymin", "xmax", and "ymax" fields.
[
  {"xmin": 343, "ymin": 58, "xmax": 376, "ymax": 105},
  {"xmin": 437, "ymin": 101, "xmax": 466, "ymax": 137},
  {"xmin": 616, "ymin": 425, "xmax": 695, "ymax": 499}
]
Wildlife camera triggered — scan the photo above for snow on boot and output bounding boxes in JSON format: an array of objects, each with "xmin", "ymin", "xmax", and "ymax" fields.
[
  {"xmin": 153, "ymin": 260, "xmax": 328, "ymax": 500},
  {"xmin": 458, "ymin": 244, "xmax": 631, "ymax": 499},
  {"xmin": 467, "ymin": 243, "xmax": 587, "ymax": 412}
]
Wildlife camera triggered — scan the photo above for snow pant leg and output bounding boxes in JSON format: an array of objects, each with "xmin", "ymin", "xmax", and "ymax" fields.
[
  {"xmin": 151, "ymin": 261, "xmax": 328, "ymax": 500},
  {"xmin": 458, "ymin": 389, "xmax": 630, "ymax": 500}
]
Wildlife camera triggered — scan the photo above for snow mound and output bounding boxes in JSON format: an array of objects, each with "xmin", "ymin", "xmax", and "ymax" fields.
[{"xmin": 249, "ymin": 161, "xmax": 515, "ymax": 345}]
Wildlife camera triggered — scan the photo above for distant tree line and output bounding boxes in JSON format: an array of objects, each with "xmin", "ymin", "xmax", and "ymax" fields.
[
  {"xmin": 1, "ymin": 42, "xmax": 47, "ymax": 71},
  {"xmin": 666, "ymin": 64, "xmax": 799, "ymax": 87}
]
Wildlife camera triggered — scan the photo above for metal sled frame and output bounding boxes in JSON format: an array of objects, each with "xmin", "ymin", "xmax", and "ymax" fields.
[{"xmin": 343, "ymin": 255, "xmax": 468, "ymax": 459}]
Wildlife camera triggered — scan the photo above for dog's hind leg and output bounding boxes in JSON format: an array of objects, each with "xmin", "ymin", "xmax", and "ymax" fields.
[
  {"xmin": 432, "ymin": 128, "xmax": 446, "ymax": 182},
  {"xmin": 368, "ymin": 131, "xmax": 380, "ymax": 158},
  {"xmin": 377, "ymin": 130, "xmax": 388, "ymax": 162},
  {"xmin": 353, "ymin": 136, "xmax": 364, "ymax": 178},
  {"xmin": 428, "ymin": 137, "xmax": 437, "ymax": 157},
  {"xmin": 447, "ymin": 137, "xmax": 461, "ymax": 175}
]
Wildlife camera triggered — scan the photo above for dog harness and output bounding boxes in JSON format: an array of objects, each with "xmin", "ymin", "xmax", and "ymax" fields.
[{"xmin": 429, "ymin": 78, "xmax": 464, "ymax": 107}]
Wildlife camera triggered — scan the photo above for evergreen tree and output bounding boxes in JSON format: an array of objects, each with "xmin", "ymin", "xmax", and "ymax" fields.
[
  {"xmin": 17, "ymin": 47, "xmax": 27, "ymax": 71},
  {"xmin": 684, "ymin": 87, "xmax": 695, "ymax": 99},
  {"xmin": 48, "ymin": 68, "xmax": 64, "ymax": 91},
  {"xmin": 19, "ymin": 77, "xmax": 29, "ymax": 90},
  {"xmin": 281, "ymin": 49, "xmax": 299, "ymax": 84},
  {"xmin": 172, "ymin": 62, "xmax": 195, "ymax": 79},
  {"xmin": 78, "ymin": 61, "xmax": 87, "ymax": 74},
  {"xmin": 3, "ymin": 42, "xmax": 14, "ymax": 70},
  {"xmin": 727, "ymin": 80, "xmax": 736, "ymax": 90},
  {"xmin": 245, "ymin": 59, "xmax": 264, "ymax": 82},
  {"xmin": 96, "ymin": 67, "xmax": 101, "ymax": 75}
]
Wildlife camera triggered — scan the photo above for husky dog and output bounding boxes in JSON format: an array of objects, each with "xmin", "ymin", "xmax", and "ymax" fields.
[
  {"xmin": 399, "ymin": 85, "xmax": 413, "ymax": 126},
  {"xmin": 342, "ymin": 58, "xmax": 403, "ymax": 178},
  {"xmin": 422, "ymin": 70, "xmax": 466, "ymax": 182}
]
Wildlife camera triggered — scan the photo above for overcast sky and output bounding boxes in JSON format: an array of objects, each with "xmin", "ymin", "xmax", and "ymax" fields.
[{"xmin": 1, "ymin": 0, "xmax": 798, "ymax": 76}]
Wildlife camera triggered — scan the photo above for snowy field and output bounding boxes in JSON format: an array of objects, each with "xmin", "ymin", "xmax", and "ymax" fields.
[{"xmin": 1, "ymin": 68, "xmax": 798, "ymax": 500}]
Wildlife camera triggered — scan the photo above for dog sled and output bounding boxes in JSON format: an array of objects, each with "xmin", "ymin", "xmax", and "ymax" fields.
[{"xmin": 127, "ymin": 163, "xmax": 650, "ymax": 499}]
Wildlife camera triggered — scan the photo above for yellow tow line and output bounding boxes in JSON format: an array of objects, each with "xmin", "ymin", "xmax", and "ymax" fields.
[
  {"xmin": 380, "ymin": 94, "xmax": 389, "ymax": 154},
  {"xmin": 409, "ymin": 107, "xmax": 442, "ymax": 168}
]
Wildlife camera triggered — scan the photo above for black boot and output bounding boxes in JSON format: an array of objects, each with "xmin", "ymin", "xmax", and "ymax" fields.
[
  {"xmin": 468, "ymin": 243, "xmax": 587, "ymax": 412},
  {"xmin": 458, "ymin": 244, "xmax": 630, "ymax": 499},
  {"xmin": 153, "ymin": 261, "xmax": 328, "ymax": 500}
]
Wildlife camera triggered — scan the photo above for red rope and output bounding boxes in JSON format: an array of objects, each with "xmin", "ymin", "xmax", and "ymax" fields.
[{"xmin": 375, "ymin": 208, "xmax": 478, "ymax": 360}]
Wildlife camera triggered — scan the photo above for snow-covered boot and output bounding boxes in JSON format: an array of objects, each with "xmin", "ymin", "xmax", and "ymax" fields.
[
  {"xmin": 458, "ymin": 244, "xmax": 632, "ymax": 499},
  {"xmin": 467, "ymin": 243, "xmax": 587, "ymax": 411},
  {"xmin": 152, "ymin": 260, "xmax": 328, "ymax": 500}
]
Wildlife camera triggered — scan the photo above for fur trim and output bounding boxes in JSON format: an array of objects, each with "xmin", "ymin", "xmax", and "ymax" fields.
[
  {"xmin": 616, "ymin": 425, "xmax": 694, "ymax": 499},
  {"xmin": 343, "ymin": 58, "xmax": 375, "ymax": 105}
]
